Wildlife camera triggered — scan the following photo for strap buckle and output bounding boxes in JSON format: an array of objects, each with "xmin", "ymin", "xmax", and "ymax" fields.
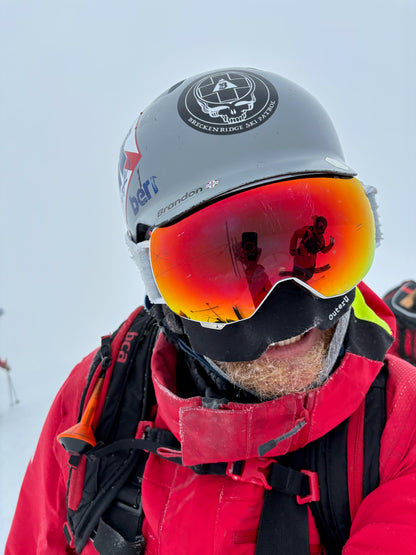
[
  {"xmin": 296, "ymin": 469, "xmax": 320, "ymax": 504},
  {"xmin": 226, "ymin": 457, "xmax": 274, "ymax": 490}
]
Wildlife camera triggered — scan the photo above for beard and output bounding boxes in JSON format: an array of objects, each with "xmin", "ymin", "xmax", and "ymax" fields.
[{"xmin": 214, "ymin": 327, "xmax": 335, "ymax": 400}]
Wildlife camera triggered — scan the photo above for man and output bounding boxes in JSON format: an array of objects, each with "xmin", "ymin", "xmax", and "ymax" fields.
[
  {"xmin": 6, "ymin": 68, "xmax": 416, "ymax": 554},
  {"xmin": 288, "ymin": 214, "xmax": 335, "ymax": 282}
]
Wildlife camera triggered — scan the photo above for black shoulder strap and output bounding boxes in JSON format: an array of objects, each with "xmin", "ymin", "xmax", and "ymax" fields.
[
  {"xmin": 301, "ymin": 227, "xmax": 313, "ymax": 242},
  {"xmin": 63, "ymin": 309, "xmax": 159, "ymax": 554},
  {"xmin": 255, "ymin": 365, "xmax": 387, "ymax": 555}
]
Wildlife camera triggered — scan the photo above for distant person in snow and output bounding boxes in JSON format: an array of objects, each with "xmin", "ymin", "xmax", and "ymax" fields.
[
  {"xmin": 6, "ymin": 68, "xmax": 416, "ymax": 555},
  {"xmin": 0, "ymin": 357, "xmax": 10, "ymax": 371},
  {"xmin": 0, "ymin": 309, "xmax": 18, "ymax": 404},
  {"xmin": 0, "ymin": 309, "xmax": 8, "ymax": 369}
]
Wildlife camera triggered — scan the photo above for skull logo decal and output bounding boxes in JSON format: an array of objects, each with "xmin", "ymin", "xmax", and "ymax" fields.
[
  {"xmin": 195, "ymin": 74, "xmax": 256, "ymax": 124},
  {"xmin": 178, "ymin": 69, "xmax": 278, "ymax": 135}
]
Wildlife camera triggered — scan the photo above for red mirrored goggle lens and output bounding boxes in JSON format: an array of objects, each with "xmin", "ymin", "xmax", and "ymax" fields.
[{"xmin": 150, "ymin": 177, "xmax": 375, "ymax": 324}]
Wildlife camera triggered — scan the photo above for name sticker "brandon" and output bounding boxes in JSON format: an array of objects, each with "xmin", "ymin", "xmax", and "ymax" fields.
[{"xmin": 157, "ymin": 187, "xmax": 203, "ymax": 218}]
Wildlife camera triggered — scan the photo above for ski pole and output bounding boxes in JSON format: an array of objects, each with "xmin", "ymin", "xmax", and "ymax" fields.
[{"xmin": 6, "ymin": 369, "xmax": 19, "ymax": 406}]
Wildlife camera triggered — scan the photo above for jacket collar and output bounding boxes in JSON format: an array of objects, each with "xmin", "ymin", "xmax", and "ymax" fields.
[{"xmin": 150, "ymin": 283, "xmax": 394, "ymax": 466}]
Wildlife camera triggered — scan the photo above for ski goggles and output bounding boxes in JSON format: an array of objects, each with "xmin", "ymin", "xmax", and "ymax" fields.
[{"xmin": 149, "ymin": 177, "xmax": 376, "ymax": 325}]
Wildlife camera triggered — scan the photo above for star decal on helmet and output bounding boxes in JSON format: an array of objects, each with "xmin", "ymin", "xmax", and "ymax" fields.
[{"xmin": 118, "ymin": 115, "xmax": 142, "ymax": 205}]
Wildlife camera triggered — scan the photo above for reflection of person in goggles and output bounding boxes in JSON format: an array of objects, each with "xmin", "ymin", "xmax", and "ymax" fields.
[
  {"xmin": 233, "ymin": 231, "xmax": 272, "ymax": 311},
  {"xmin": 289, "ymin": 215, "xmax": 335, "ymax": 281}
]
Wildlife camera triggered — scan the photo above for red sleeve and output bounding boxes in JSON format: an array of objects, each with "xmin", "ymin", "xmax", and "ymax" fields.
[
  {"xmin": 290, "ymin": 226, "xmax": 307, "ymax": 252},
  {"xmin": 5, "ymin": 351, "xmax": 98, "ymax": 555},
  {"xmin": 343, "ymin": 355, "xmax": 416, "ymax": 554}
]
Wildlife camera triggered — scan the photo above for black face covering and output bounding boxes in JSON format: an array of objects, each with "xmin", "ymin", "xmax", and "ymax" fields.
[{"xmin": 181, "ymin": 281, "xmax": 356, "ymax": 362}]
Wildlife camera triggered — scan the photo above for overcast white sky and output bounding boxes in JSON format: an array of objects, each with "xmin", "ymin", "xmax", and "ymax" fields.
[{"xmin": 0, "ymin": 0, "xmax": 415, "ymax": 544}]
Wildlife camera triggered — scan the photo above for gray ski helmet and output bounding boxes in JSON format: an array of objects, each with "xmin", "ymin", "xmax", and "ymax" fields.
[
  {"xmin": 118, "ymin": 67, "xmax": 355, "ymax": 241},
  {"xmin": 119, "ymin": 68, "xmax": 363, "ymax": 361}
]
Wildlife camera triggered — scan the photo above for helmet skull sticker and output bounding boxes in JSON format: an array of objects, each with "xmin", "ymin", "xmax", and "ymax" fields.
[
  {"xmin": 195, "ymin": 75, "xmax": 256, "ymax": 124},
  {"xmin": 178, "ymin": 70, "xmax": 278, "ymax": 135}
]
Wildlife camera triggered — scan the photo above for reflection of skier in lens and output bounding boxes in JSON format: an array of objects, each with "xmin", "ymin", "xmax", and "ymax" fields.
[
  {"xmin": 289, "ymin": 215, "xmax": 335, "ymax": 281},
  {"xmin": 234, "ymin": 232, "xmax": 272, "ymax": 308}
]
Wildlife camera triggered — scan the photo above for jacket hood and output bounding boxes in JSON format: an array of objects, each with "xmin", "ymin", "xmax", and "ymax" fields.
[{"xmin": 150, "ymin": 283, "xmax": 394, "ymax": 466}]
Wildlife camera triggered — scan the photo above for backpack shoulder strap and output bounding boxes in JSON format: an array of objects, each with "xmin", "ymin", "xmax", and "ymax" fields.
[
  {"xmin": 347, "ymin": 364, "xmax": 387, "ymax": 521},
  {"xmin": 61, "ymin": 308, "xmax": 159, "ymax": 554},
  {"xmin": 255, "ymin": 365, "xmax": 387, "ymax": 555},
  {"xmin": 301, "ymin": 227, "xmax": 313, "ymax": 242},
  {"xmin": 311, "ymin": 364, "xmax": 387, "ymax": 554}
]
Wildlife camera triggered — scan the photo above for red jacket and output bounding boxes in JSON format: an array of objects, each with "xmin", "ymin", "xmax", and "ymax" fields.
[{"xmin": 6, "ymin": 284, "xmax": 416, "ymax": 554}]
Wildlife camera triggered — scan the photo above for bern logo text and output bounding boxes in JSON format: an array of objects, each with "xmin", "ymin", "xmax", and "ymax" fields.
[{"xmin": 129, "ymin": 176, "xmax": 159, "ymax": 216}]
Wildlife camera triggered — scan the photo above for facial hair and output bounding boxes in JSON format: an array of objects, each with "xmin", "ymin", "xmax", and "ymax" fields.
[{"xmin": 215, "ymin": 327, "xmax": 335, "ymax": 400}]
